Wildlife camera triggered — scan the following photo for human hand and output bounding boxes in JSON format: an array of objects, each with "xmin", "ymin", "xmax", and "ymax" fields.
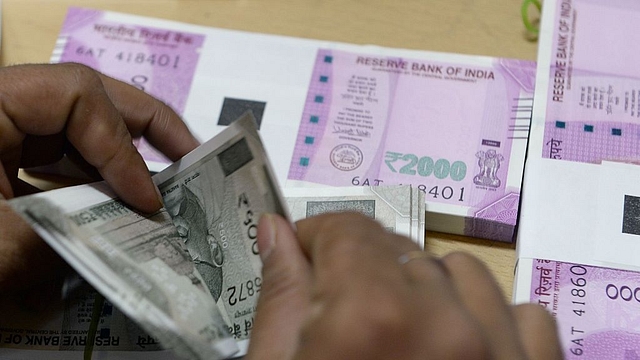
[
  {"xmin": 247, "ymin": 212, "xmax": 563, "ymax": 360},
  {"xmin": 0, "ymin": 63, "xmax": 199, "ymax": 300}
]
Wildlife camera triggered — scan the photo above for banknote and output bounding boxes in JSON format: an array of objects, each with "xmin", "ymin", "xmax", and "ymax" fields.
[
  {"xmin": 0, "ymin": 275, "xmax": 168, "ymax": 354},
  {"xmin": 7, "ymin": 185, "xmax": 236, "ymax": 360},
  {"xmin": 4, "ymin": 113, "xmax": 288, "ymax": 359},
  {"xmin": 44, "ymin": 7, "xmax": 535, "ymax": 242},
  {"xmin": 51, "ymin": 7, "xmax": 206, "ymax": 168},
  {"xmin": 528, "ymin": 0, "xmax": 640, "ymax": 165},
  {"xmin": 47, "ymin": 6, "xmax": 313, "ymax": 178},
  {"xmin": 528, "ymin": 259, "xmax": 640, "ymax": 359},
  {"xmin": 514, "ymin": 2, "xmax": 640, "ymax": 357},
  {"xmin": 284, "ymin": 185, "xmax": 425, "ymax": 247},
  {"xmin": 286, "ymin": 48, "xmax": 535, "ymax": 242},
  {"xmin": 153, "ymin": 112, "xmax": 287, "ymax": 352}
]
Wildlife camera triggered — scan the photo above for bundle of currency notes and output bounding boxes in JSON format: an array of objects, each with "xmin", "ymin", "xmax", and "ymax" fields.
[
  {"xmin": 36, "ymin": 6, "xmax": 536, "ymax": 242},
  {"xmin": 284, "ymin": 185, "xmax": 425, "ymax": 248},
  {"xmin": 4, "ymin": 114, "xmax": 279, "ymax": 359},
  {"xmin": 513, "ymin": 0, "xmax": 640, "ymax": 357},
  {"xmin": 2, "ymin": 113, "xmax": 426, "ymax": 359}
]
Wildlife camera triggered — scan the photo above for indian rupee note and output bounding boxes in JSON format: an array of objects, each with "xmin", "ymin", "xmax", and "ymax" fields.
[
  {"xmin": 527, "ymin": 259, "xmax": 640, "ymax": 359},
  {"xmin": 286, "ymin": 48, "xmax": 534, "ymax": 242},
  {"xmin": 5, "ymin": 113, "xmax": 288, "ymax": 359},
  {"xmin": 153, "ymin": 112, "xmax": 288, "ymax": 353},
  {"xmin": 283, "ymin": 185, "xmax": 424, "ymax": 247}
]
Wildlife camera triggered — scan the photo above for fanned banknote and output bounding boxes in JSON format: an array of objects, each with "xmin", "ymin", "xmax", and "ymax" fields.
[
  {"xmin": 284, "ymin": 185, "xmax": 425, "ymax": 248},
  {"xmin": 153, "ymin": 112, "xmax": 287, "ymax": 353},
  {"xmin": 39, "ymin": 6, "xmax": 534, "ymax": 242},
  {"xmin": 3, "ymin": 113, "xmax": 289, "ymax": 359},
  {"xmin": 514, "ymin": 0, "xmax": 640, "ymax": 357}
]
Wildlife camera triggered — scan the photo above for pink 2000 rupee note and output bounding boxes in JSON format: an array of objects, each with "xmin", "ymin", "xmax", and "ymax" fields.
[
  {"xmin": 287, "ymin": 49, "xmax": 535, "ymax": 241},
  {"xmin": 52, "ymin": 7, "xmax": 205, "ymax": 167},
  {"xmin": 530, "ymin": 259, "xmax": 640, "ymax": 359},
  {"xmin": 538, "ymin": 0, "xmax": 640, "ymax": 165}
]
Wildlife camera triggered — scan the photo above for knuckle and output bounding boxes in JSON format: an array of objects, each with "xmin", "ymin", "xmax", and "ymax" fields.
[
  {"xmin": 442, "ymin": 251, "xmax": 487, "ymax": 272},
  {"xmin": 151, "ymin": 105, "xmax": 172, "ymax": 132},
  {"xmin": 60, "ymin": 63, "xmax": 103, "ymax": 92},
  {"xmin": 312, "ymin": 212, "xmax": 384, "ymax": 248},
  {"xmin": 309, "ymin": 211, "xmax": 379, "ymax": 232}
]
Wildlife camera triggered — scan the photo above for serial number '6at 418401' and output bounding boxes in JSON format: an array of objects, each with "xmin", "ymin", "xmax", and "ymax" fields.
[{"xmin": 74, "ymin": 46, "xmax": 182, "ymax": 69}]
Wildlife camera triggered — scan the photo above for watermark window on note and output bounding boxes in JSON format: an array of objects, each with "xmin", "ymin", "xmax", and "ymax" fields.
[
  {"xmin": 218, "ymin": 98, "xmax": 266, "ymax": 128},
  {"xmin": 622, "ymin": 195, "xmax": 640, "ymax": 236}
]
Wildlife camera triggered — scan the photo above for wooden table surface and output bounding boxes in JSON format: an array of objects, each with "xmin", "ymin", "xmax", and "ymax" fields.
[{"xmin": 2, "ymin": 0, "xmax": 541, "ymax": 299}]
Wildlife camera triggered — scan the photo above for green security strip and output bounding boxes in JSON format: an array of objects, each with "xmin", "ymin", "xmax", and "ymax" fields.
[
  {"xmin": 84, "ymin": 292, "xmax": 106, "ymax": 360},
  {"xmin": 522, "ymin": 0, "xmax": 542, "ymax": 35}
]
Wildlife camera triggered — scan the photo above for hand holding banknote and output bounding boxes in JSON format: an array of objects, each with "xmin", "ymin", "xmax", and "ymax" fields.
[
  {"xmin": 1, "ymin": 62, "xmax": 562, "ymax": 359},
  {"xmin": 248, "ymin": 212, "xmax": 563, "ymax": 360},
  {"xmin": 0, "ymin": 63, "xmax": 198, "ymax": 297}
]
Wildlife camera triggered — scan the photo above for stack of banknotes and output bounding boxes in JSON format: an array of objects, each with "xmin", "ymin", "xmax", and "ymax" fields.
[
  {"xmin": 284, "ymin": 186, "xmax": 425, "ymax": 247},
  {"xmin": 36, "ymin": 6, "xmax": 537, "ymax": 242},
  {"xmin": 0, "ymin": 113, "xmax": 423, "ymax": 359},
  {"xmin": 513, "ymin": 0, "xmax": 640, "ymax": 357}
]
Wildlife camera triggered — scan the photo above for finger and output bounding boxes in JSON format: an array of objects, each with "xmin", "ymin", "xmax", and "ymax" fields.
[
  {"xmin": 98, "ymin": 74, "xmax": 200, "ymax": 160},
  {"xmin": 295, "ymin": 212, "xmax": 418, "ymax": 298},
  {"xmin": 293, "ymin": 214, "xmax": 413, "ymax": 357},
  {"xmin": 293, "ymin": 213, "xmax": 489, "ymax": 360},
  {"xmin": 396, "ymin": 254, "xmax": 494, "ymax": 360},
  {"xmin": 0, "ymin": 201, "xmax": 70, "ymax": 293},
  {"xmin": 0, "ymin": 63, "xmax": 161, "ymax": 212},
  {"xmin": 0, "ymin": 161, "xmax": 15, "ymax": 199},
  {"xmin": 19, "ymin": 134, "xmax": 66, "ymax": 168},
  {"xmin": 293, "ymin": 213, "xmax": 415, "ymax": 359},
  {"xmin": 441, "ymin": 252, "xmax": 528, "ymax": 360},
  {"xmin": 246, "ymin": 214, "xmax": 312, "ymax": 360},
  {"xmin": 513, "ymin": 304, "xmax": 563, "ymax": 360}
]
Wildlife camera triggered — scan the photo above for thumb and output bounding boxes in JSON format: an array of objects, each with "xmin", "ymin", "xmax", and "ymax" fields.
[{"xmin": 246, "ymin": 214, "xmax": 312, "ymax": 360}]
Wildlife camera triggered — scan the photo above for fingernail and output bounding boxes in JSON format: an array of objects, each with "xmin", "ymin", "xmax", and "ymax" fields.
[{"xmin": 258, "ymin": 213, "xmax": 276, "ymax": 261}]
